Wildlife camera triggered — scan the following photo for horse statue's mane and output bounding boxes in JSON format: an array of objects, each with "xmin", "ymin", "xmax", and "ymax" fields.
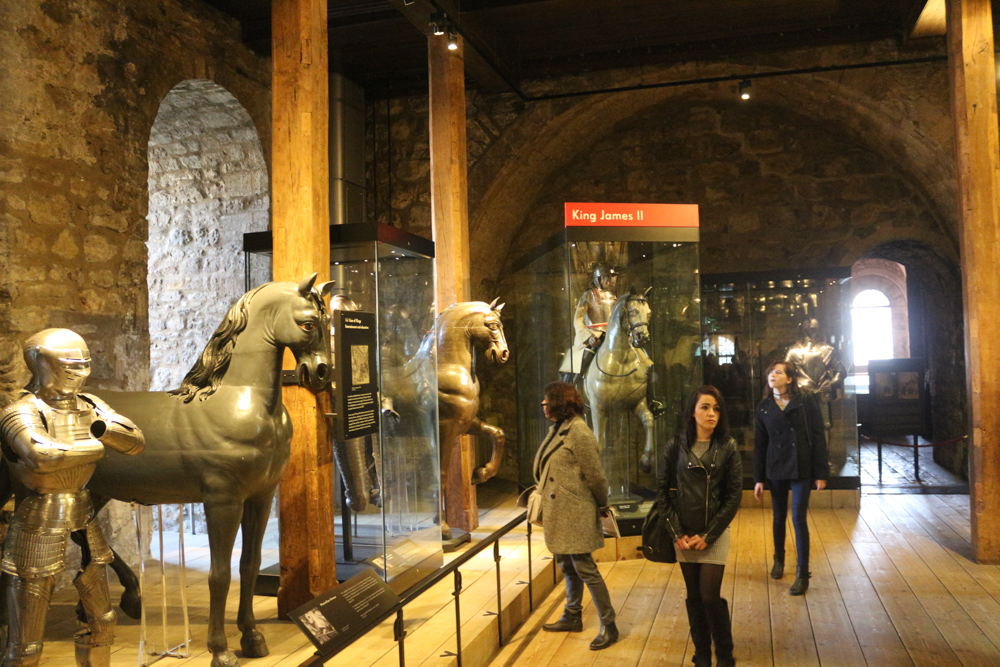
[{"xmin": 170, "ymin": 284, "xmax": 266, "ymax": 403}]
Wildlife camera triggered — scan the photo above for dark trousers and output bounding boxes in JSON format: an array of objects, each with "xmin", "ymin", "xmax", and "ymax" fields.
[
  {"xmin": 554, "ymin": 553, "xmax": 616, "ymax": 625},
  {"xmin": 769, "ymin": 478, "xmax": 812, "ymax": 572}
]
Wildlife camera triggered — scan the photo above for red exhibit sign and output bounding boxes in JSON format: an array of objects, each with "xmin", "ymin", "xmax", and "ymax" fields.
[{"xmin": 564, "ymin": 202, "xmax": 699, "ymax": 228}]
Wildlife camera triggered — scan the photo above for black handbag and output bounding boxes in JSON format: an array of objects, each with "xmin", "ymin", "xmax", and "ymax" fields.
[{"xmin": 639, "ymin": 443, "xmax": 679, "ymax": 563}]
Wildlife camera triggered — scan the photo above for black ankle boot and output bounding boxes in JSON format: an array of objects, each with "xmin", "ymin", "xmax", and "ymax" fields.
[
  {"xmin": 771, "ymin": 555, "xmax": 784, "ymax": 580},
  {"xmin": 790, "ymin": 569, "xmax": 811, "ymax": 596},
  {"xmin": 543, "ymin": 611, "xmax": 582, "ymax": 632},
  {"xmin": 705, "ymin": 599, "xmax": 735, "ymax": 667},
  {"xmin": 684, "ymin": 599, "xmax": 712, "ymax": 666},
  {"xmin": 589, "ymin": 623, "xmax": 618, "ymax": 650}
]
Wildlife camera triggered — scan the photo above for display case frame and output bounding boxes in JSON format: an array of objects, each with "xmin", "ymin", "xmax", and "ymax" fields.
[
  {"xmin": 700, "ymin": 266, "xmax": 860, "ymax": 490},
  {"xmin": 244, "ymin": 223, "xmax": 442, "ymax": 594},
  {"xmin": 510, "ymin": 217, "xmax": 702, "ymax": 521}
]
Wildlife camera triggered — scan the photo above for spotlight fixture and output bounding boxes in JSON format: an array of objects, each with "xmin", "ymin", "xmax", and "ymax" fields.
[
  {"xmin": 429, "ymin": 11, "xmax": 446, "ymax": 36},
  {"xmin": 447, "ymin": 29, "xmax": 459, "ymax": 50},
  {"xmin": 739, "ymin": 79, "xmax": 752, "ymax": 101}
]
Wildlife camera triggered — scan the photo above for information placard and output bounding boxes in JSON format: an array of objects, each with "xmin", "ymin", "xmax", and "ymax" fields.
[
  {"xmin": 334, "ymin": 310, "xmax": 379, "ymax": 441},
  {"xmin": 290, "ymin": 568, "xmax": 401, "ymax": 656}
]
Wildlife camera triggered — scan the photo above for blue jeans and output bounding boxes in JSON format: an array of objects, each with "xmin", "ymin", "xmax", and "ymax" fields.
[{"xmin": 769, "ymin": 478, "xmax": 812, "ymax": 572}]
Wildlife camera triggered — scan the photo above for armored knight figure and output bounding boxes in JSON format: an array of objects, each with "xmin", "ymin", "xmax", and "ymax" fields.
[
  {"xmin": 0, "ymin": 329, "xmax": 144, "ymax": 667},
  {"xmin": 560, "ymin": 263, "xmax": 619, "ymax": 383},
  {"xmin": 785, "ymin": 317, "xmax": 845, "ymax": 429}
]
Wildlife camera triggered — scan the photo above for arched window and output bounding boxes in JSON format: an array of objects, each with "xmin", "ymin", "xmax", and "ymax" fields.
[{"xmin": 851, "ymin": 289, "xmax": 893, "ymax": 368}]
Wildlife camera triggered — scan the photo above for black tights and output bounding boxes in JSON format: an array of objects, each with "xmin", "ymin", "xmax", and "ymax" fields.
[{"xmin": 680, "ymin": 562, "xmax": 725, "ymax": 604}]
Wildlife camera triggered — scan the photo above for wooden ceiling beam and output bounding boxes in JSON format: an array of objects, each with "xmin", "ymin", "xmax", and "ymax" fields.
[{"xmin": 388, "ymin": 0, "xmax": 519, "ymax": 93}]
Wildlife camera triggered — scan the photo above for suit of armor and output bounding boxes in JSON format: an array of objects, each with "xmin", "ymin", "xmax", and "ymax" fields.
[
  {"xmin": 785, "ymin": 318, "xmax": 845, "ymax": 431},
  {"xmin": 0, "ymin": 329, "xmax": 144, "ymax": 667},
  {"xmin": 560, "ymin": 265, "xmax": 618, "ymax": 381}
]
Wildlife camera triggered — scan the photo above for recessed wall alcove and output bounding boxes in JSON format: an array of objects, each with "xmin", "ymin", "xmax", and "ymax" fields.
[{"xmin": 146, "ymin": 79, "xmax": 271, "ymax": 393}]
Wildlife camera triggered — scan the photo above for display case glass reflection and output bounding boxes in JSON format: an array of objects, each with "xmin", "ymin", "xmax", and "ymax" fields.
[
  {"xmin": 512, "ymin": 228, "xmax": 701, "ymax": 504},
  {"xmin": 700, "ymin": 269, "xmax": 859, "ymax": 486},
  {"xmin": 245, "ymin": 224, "xmax": 442, "ymax": 592}
]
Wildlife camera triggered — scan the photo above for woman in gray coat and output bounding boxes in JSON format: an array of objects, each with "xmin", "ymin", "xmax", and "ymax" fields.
[{"xmin": 534, "ymin": 381, "xmax": 617, "ymax": 650}]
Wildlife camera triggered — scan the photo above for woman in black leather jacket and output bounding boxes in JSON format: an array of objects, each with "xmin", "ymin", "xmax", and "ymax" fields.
[
  {"xmin": 753, "ymin": 360, "xmax": 829, "ymax": 596},
  {"xmin": 656, "ymin": 386, "xmax": 742, "ymax": 667}
]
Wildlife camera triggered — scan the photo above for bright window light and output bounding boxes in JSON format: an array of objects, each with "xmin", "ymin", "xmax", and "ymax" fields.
[{"xmin": 851, "ymin": 289, "xmax": 893, "ymax": 367}]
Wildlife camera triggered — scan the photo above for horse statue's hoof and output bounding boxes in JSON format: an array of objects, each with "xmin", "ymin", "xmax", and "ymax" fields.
[
  {"xmin": 241, "ymin": 629, "xmax": 269, "ymax": 658},
  {"xmin": 211, "ymin": 650, "xmax": 241, "ymax": 667},
  {"xmin": 441, "ymin": 522, "xmax": 453, "ymax": 541},
  {"xmin": 639, "ymin": 452, "xmax": 654, "ymax": 475},
  {"xmin": 471, "ymin": 466, "xmax": 490, "ymax": 485},
  {"xmin": 119, "ymin": 589, "xmax": 142, "ymax": 620}
]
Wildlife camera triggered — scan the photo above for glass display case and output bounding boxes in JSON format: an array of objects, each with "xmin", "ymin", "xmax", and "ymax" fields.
[
  {"xmin": 510, "ymin": 217, "xmax": 701, "ymax": 508},
  {"xmin": 244, "ymin": 223, "xmax": 442, "ymax": 593},
  {"xmin": 700, "ymin": 268, "xmax": 859, "ymax": 487}
]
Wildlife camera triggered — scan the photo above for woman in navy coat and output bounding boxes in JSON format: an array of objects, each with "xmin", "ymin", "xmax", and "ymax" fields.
[{"xmin": 753, "ymin": 360, "xmax": 829, "ymax": 595}]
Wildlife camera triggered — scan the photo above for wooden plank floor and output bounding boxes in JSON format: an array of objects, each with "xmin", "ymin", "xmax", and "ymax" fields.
[
  {"xmin": 31, "ymin": 494, "xmax": 1000, "ymax": 667},
  {"xmin": 490, "ymin": 494, "xmax": 1000, "ymax": 667},
  {"xmin": 37, "ymin": 500, "xmax": 546, "ymax": 666}
]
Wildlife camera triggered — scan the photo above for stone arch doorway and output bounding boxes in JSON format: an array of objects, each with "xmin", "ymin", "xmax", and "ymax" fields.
[
  {"xmin": 861, "ymin": 240, "xmax": 967, "ymax": 479},
  {"xmin": 146, "ymin": 79, "xmax": 270, "ymax": 392}
]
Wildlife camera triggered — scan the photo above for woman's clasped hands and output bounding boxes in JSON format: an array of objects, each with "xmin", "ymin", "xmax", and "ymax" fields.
[{"xmin": 675, "ymin": 534, "xmax": 709, "ymax": 550}]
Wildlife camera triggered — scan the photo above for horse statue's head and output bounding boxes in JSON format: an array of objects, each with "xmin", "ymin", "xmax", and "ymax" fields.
[
  {"xmin": 437, "ymin": 298, "xmax": 510, "ymax": 364},
  {"xmin": 283, "ymin": 274, "xmax": 335, "ymax": 390},
  {"xmin": 618, "ymin": 286, "xmax": 652, "ymax": 349},
  {"xmin": 170, "ymin": 274, "xmax": 334, "ymax": 402},
  {"xmin": 479, "ymin": 298, "xmax": 510, "ymax": 363}
]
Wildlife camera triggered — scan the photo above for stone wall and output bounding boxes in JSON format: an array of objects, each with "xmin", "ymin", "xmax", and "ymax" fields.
[
  {"xmin": 0, "ymin": 0, "xmax": 271, "ymax": 573},
  {"xmin": 147, "ymin": 79, "xmax": 269, "ymax": 391},
  {"xmin": 367, "ymin": 38, "xmax": 967, "ymax": 480},
  {"xmin": 0, "ymin": 0, "xmax": 270, "ymax": 396}
]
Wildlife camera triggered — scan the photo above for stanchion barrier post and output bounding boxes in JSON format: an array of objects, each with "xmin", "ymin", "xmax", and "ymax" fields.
[
  {"xmin": 493, "ymin": 541, "xmax": 503, "ymax": 646},
  {"xmin": 527, "ymin": 522, "xmax": 533, "ymax": 612},
  {"xmin": 454, "ymin": 569, "xmax": 464, "ymax": 666},
  {"xmin": 394, "ymin": 609, "xmax": 406, "ymax": 667}
]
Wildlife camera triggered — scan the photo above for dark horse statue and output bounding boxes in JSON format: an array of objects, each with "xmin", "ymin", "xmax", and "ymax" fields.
[{"xmin": 8, "ymin": 275, "xmax": 333, "ymax": 667}]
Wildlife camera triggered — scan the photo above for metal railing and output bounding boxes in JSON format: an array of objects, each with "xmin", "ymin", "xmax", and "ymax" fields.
[{"xmin": 300, "ymin": 509, "xmax": 543, "ymax": 666}]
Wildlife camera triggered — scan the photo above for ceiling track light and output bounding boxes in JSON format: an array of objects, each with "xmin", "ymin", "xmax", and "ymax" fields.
[
  {"xmin": 447, "ymin": 29, "xmax": 459, "ymax": 50},
  {"xmin": 429, "ymin": 11, "xmax": 446, "ymax": 36},
  {"xmin": 739, "ymin": 78, "xmax": 752, "ymax": 101}
]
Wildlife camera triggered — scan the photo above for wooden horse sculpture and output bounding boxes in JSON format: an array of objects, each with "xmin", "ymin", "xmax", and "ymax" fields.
[
  {"xmin": 583, "ymin": 287, "xmax": 659, "ymax": 475},
  {"xmin": 80, "ymin": 275, "xmax": 331, "ymax": 667}
]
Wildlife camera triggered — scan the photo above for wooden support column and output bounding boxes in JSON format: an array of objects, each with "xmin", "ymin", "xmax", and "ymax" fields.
[
  {"xmin": 947, "ymin": 0, "xmax": 1000, "ymax": 563},
  {"xmin": 272, "ymin": 0, "xmax": 336, "ymax": 614},
  {"xmin": 429, "ymin": 32, "xmax": 479, "ymax": 532}
]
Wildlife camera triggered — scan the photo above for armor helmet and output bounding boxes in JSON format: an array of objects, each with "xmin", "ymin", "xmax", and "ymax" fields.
[
  {"xmin": 801, "ymin": 317, "xmax": 821, "ymax": 340},
  {"xmin": 592, "ymin": 263, "xmax": 617, "ymax": 291},
  {"xmin": 23, "ymin": 329, "xmax": 91, "ymax": 398}
]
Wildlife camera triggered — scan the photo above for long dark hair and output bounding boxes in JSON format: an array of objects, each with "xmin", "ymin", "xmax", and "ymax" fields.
[
  {"xmin": 543, "ymin": 380, "xmax": 584, "ymax": 421},
  {"xmin": 761, "ymin": 359, "xmax": 801, "ymax": 400},
  {"xmin": 684, "ymin": 385, "xmax": 729, "ymax": 445}
]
